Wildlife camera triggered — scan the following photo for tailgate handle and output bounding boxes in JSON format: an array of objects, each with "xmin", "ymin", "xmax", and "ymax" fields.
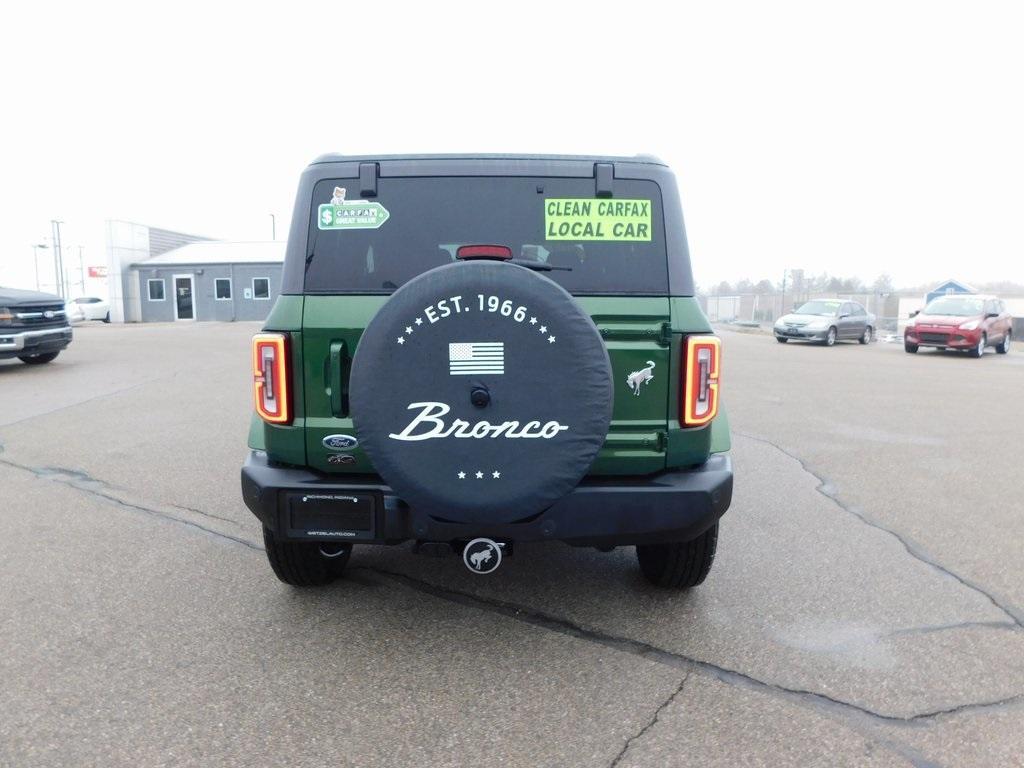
[{"xmin": 327, "ymin": 340, "xmax": 349, "ymax": 417}]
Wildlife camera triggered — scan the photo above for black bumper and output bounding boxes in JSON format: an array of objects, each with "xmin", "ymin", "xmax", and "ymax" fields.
[{"xmin": 241, "ymin": 451, "xmax": 732, "ymax": 547}]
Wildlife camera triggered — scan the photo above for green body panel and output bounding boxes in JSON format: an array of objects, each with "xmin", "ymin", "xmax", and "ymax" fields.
[
  {"xmin": 301, "ymin": 296, "xmax": 389, "ymax": 473},
  {"xmin": 709, "ymin": 407, "xmax": 732, "ymax": 453},
  {"xmin": 278, "ymin": 293, "xmax": 725, "ymax": 477}
]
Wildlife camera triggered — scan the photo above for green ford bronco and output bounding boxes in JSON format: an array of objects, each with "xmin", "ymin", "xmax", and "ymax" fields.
[{"xmin": 241, "ymin": 154, "xmax": 732, "ymax": 588}]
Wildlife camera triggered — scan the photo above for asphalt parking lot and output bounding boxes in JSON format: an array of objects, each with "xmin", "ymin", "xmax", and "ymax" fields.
[{"xmin": 1, "ymin": 322, "xmax": 1022, "ymax": 767}]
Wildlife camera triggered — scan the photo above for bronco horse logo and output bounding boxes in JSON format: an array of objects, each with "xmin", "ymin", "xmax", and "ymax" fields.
[
  {"xmin": 469, "ymin": 548, "xmax": 493, "ymax": 570},
  {"xmin": 626, "ymin": 360, "xmax": 655, "ymax": 396}
]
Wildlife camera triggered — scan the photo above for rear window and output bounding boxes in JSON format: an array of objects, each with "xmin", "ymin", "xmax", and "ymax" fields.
[{"xmin": 303, "ymin": 176, "xmax": 668, "ymax": 294}]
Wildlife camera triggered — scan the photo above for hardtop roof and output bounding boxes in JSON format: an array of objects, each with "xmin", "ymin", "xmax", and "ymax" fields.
[{"xmin": 309, "ymin": 152, "xmax": 666, "ymax": 166}]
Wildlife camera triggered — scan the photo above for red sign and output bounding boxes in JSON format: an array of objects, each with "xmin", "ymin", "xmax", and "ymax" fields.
[{"xmin": 88, "ymin": 266, "xmax": 108, "ymax": 278}]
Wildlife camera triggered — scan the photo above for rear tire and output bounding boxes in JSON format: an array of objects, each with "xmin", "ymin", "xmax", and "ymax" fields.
[
  {"xmin": 904, "ymin": 342, "xmax": 918, "ymax": 353},
  {"xmin": 18, "ymin": 351, "xmax": 60, "ymax": 365},
  {"xmin": 103, "ymin": 312, "xmax": 110, "ymax": 323},
  {"xmin": 859, "ymin": 326, "xmax": 872, "ymax": 344},
  {"xmin": 637, "ymin": 524, "xmax": 718, "ymax": 589},
  {"xmin": 775, "ymin": 336, "xmax": 788, "ymax": 343},
  {"xmin": 997, "ymin": 331, "xmax": 1011, "ymax": 354},
  {"xmin": 969, "ymin": 334, "xmax": 986, "ymax": 358},
  {"xmin": 262, "ymin": 527, "xmax": 351, "ymax": 587}
]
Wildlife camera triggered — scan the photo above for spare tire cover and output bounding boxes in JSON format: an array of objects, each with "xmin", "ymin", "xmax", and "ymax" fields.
[{"xmin": 350, "ymin": 260, "xmax": 612, "ymax": 524}]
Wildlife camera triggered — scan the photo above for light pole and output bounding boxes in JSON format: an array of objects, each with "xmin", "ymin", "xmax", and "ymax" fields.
[
  {"xmin": 50, "ymin": 220, "xmax": 65, "ymax": 298},
  {"xmin": 77, "ymin": 245, "xmax": 86, "ymax": 293},
  {"xmin": 269, "ymin": 213, "xmax": 276, "ymax": 240},
  {"xmin": 32, "ymin": 243, "xmax": 49, "ymax": 291}
]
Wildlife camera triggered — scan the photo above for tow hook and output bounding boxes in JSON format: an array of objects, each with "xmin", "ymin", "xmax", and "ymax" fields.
[{"xmin": 462, "ymin": 538, "xmax": 504, "ymax": 574}]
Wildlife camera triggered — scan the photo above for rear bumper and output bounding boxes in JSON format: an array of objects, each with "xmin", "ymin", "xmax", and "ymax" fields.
[
  {"xmin": 241, "ymin": 451, "xmax": 733, "ymax": 547},
  {"xmin": 0, "ymin": 326, "xmax": 73, "ymax": 359}
]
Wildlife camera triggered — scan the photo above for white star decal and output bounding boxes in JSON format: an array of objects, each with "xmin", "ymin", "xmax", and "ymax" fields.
[
  {"xmin": 529, "ymin": 317, "xmax": 537, "ymax": 325},
  {"xmin": 396, "ymin": 337, "xmax": 405, "ymax": 345},
  {"xmin": 539, "ymin": 325, "xmax": 547, "ymax": 334},
  {"xmin": 492, "ymin": 470, "xmax": 501, "ymax": 479},
  {"xmin": 415, "ymin": 317, "xmax": 423, "ymax": 325},
  {"xmin": 458, "ymin": 471, "xmax": 466, "ymax": 479},
  {"xmin": 405, "ymin": 326, "xmax": 413, "ymax": 334},
  {"xmin": 475, "ymin": 471, "xmax": 484, "ymax": 479},
  {"xmin": 548, "ymin": 335, "xmax": 556, "ymax": 344}
]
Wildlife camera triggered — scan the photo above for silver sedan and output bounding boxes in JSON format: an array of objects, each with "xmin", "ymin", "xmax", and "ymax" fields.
[{"xmin": 774, "ymin": 299, "xmax": 875, "ymax": 346}]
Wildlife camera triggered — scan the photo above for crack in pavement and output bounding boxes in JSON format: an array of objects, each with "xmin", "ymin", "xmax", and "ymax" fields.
[
  {"xmin": 733, "ymin": 430, "xmax": 1024, "ymax": 629},
  {"xmin": 0, "ymin": 456, "xmax": 262, "ymax": 552},
  {"xmin": 608, "ymin": 671, "xmax": 689, "ymax": 768},
  {"xmin": 355, "ymin": 566, "xmax": 1024, "ymax": 726},
  {"xmin": 4, "ymin": 444, "xmax": 1022, "ymax": 751}
]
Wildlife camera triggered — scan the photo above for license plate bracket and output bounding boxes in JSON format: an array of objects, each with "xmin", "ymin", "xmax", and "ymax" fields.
[{"xmin": 284, "ymin": 492, "xmax": 377, "ymax": 541}]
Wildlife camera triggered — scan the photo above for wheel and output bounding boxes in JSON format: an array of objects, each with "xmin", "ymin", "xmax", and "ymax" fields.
[
  {"xmin": 775, "ymin": 336, "xmax": 788, "ymax": 343},
  {"xmin": 858, "ymin": 326, "xmax": 872, "ymax": 344},
  {"xmin": 969, "ymin": 333, "xmax": 986, "ymax": 358},
  {"xmin": 103, "ymin": 312, "xmax": 110, "ymax": 323},
  {"xmin": 997, "ymin": 331, "xmax": 1011, "ymax": 354},
  {"xmin": 637, "ymin": 524, "xmax": 718, "ymax": 589},
  {"xmin": 18, "ymin": 351, "xmax": 60, "ymax": 365},
  {"xmin": 823, "ymin": 327, "xmax": 837, "ymax": 346},
  {"xmin": 262, "ymin": 526, "xmax": 351, "ymax": 587},
  {"xmin": 904, "ymin": 341, "xmax": 918, "ymax": 353}
]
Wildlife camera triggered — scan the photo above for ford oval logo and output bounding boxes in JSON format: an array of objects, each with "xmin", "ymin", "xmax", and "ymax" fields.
[{"xmin": 323, "ymin": 434, "xmax": 358, "ymax": 451}]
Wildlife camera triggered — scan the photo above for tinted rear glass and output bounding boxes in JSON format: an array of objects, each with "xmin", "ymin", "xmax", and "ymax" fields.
[{"xmin": 304, "ymin": 177, "xmax": 668, "ymax": 294}]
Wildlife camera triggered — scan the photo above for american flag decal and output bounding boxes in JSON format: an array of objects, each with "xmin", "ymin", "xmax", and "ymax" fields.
[{"xmin": 448, "ymin": 342, "xmax": 505, "ymax": 375}]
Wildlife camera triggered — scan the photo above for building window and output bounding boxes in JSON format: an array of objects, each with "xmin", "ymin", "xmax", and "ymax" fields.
[
  {"xmin": 148, "ymin": 279, "xmax": 166, "ymax": 301},
  {"xmin": 215, "ymin": 278, "xmax": 232, "ymax": 300},
  {"xmin": 252, "ymin": 277, "xmax": 270, "ymax": 300}
]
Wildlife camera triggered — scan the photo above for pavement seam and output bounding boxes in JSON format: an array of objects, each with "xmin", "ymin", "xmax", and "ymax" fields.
[
  {"xmin": 354, "ymin": 566, "xmax": 1024, "ymax": 726},
  {"xmin": 607, "ymin": 671, "xmax": 690, "ymax": 768},
  {"xmin": 0, "ymin": 456, "xmax": 262, "ymax": 552},
  {"xmin": 732, "ymin": 430, "xmax": 1024, "ymax": 629}
]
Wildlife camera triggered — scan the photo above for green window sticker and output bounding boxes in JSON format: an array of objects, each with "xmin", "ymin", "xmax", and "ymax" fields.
[
  {"xmin": 544, "ymin": 198, "xmax": 652, "ymax": 241},
  {"xmin": 318, "ymin": 188, "xmax": 390, "ymax": 230}
]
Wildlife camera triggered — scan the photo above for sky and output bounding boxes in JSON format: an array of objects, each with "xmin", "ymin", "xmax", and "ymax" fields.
[{"xmin": 2, "ymin": 1, "xmax": 1022, "ymax": 297}]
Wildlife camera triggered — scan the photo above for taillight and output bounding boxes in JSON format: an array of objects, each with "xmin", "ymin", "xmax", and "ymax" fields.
[
  {"xmin": 682, "ymin": 335, "xmax": 720, "ymax": 427},
  {"xmin": 252, "ymin": 332, "xmax": 291, "ymax": 424}
]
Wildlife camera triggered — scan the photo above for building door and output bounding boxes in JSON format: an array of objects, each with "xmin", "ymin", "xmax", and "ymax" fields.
[{"xmin": 173, "ymin": 275, "xmax": 195, "ymax": 320}]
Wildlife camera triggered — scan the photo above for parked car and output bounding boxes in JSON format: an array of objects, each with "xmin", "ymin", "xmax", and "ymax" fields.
[
  {"xmin": 904, "ymin": 294, "xmax": 1012, "ymax": 357},
  {"xmin": 241, "ymin": 153, "xmax": 732, "ymax": 589},
  {"xmin": 67, "ymin": 296, "xmax": 110, "ymax": 323},
  {"xmin": 773, "ymin": 299, "xmax": 875, "ymax": 346},
  {"xmin": 0, "ymin": 286, "xmax": 73, "ymax": 364}
]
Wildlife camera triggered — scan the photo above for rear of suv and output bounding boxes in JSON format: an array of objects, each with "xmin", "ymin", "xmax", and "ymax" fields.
[
  {"xmin": 241, "ymin": 154, "xmax": 732, "ymax": 588},
  {"xmin": 0, "ymin": 287, "xmax": 73, "ymax": 364}
]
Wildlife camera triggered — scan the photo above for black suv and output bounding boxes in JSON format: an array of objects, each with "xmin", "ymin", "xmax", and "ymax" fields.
[{"xmin": 0, "ymin": 287, "xmax": 73, "ymax": 364}]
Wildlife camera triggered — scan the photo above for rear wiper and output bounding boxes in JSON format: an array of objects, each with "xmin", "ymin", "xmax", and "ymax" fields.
[{"xmin": 508, "ymin": 258, "xmax": 571, "ymax": 272}]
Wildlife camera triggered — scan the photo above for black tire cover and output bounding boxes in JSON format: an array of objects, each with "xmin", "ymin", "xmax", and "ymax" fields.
[{"xmin": 350, "ymin": 260, "xmax": 612, "ymax": 524}]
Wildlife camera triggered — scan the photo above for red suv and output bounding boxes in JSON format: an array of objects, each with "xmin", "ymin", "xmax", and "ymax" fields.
[{"xmin": 905, "ymin": 294, "xmax": 1013, "ymax": 357}]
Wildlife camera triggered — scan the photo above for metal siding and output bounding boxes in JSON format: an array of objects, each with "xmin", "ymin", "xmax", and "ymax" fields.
[{"xmin": 133, "ymin": 263, "xmax": 282, "ymax": 322}]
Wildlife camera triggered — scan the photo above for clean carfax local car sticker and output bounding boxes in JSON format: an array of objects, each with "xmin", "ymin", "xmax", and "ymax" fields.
[
  {"xmin": 318, "ymin": 187, "xmax": 390, "ymax": 230},
  {"xmin": 544, "ymin": 198, "xmax": 652, "ymax": 241}
]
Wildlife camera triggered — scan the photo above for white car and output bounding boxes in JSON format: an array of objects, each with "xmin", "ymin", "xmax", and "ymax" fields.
[{"xmin": 67, "ymin": 296, "xmax": 110, "ymax": 323}]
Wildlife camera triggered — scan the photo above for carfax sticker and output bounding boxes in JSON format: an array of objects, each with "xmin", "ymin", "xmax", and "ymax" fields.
[
  {"xmin": 318, "ymin": 187, "xmax": 390, "ymax": 230},
  {"xmin": 544, "ymin": 198, "xmax": 652, "ymax": 241}
]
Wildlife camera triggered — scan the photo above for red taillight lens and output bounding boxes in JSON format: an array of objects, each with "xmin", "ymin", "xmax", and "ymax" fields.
[
  {"xmin": 682, "ymin": 335, "xmax": 721, "ymax": 427},
  {"xmin": 252, "ymin": 332, "xmax": 291, "ymax": 424},
  {"xmin": 456, "ymin": 244, "xmax": 513, "ymax": 260}
]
